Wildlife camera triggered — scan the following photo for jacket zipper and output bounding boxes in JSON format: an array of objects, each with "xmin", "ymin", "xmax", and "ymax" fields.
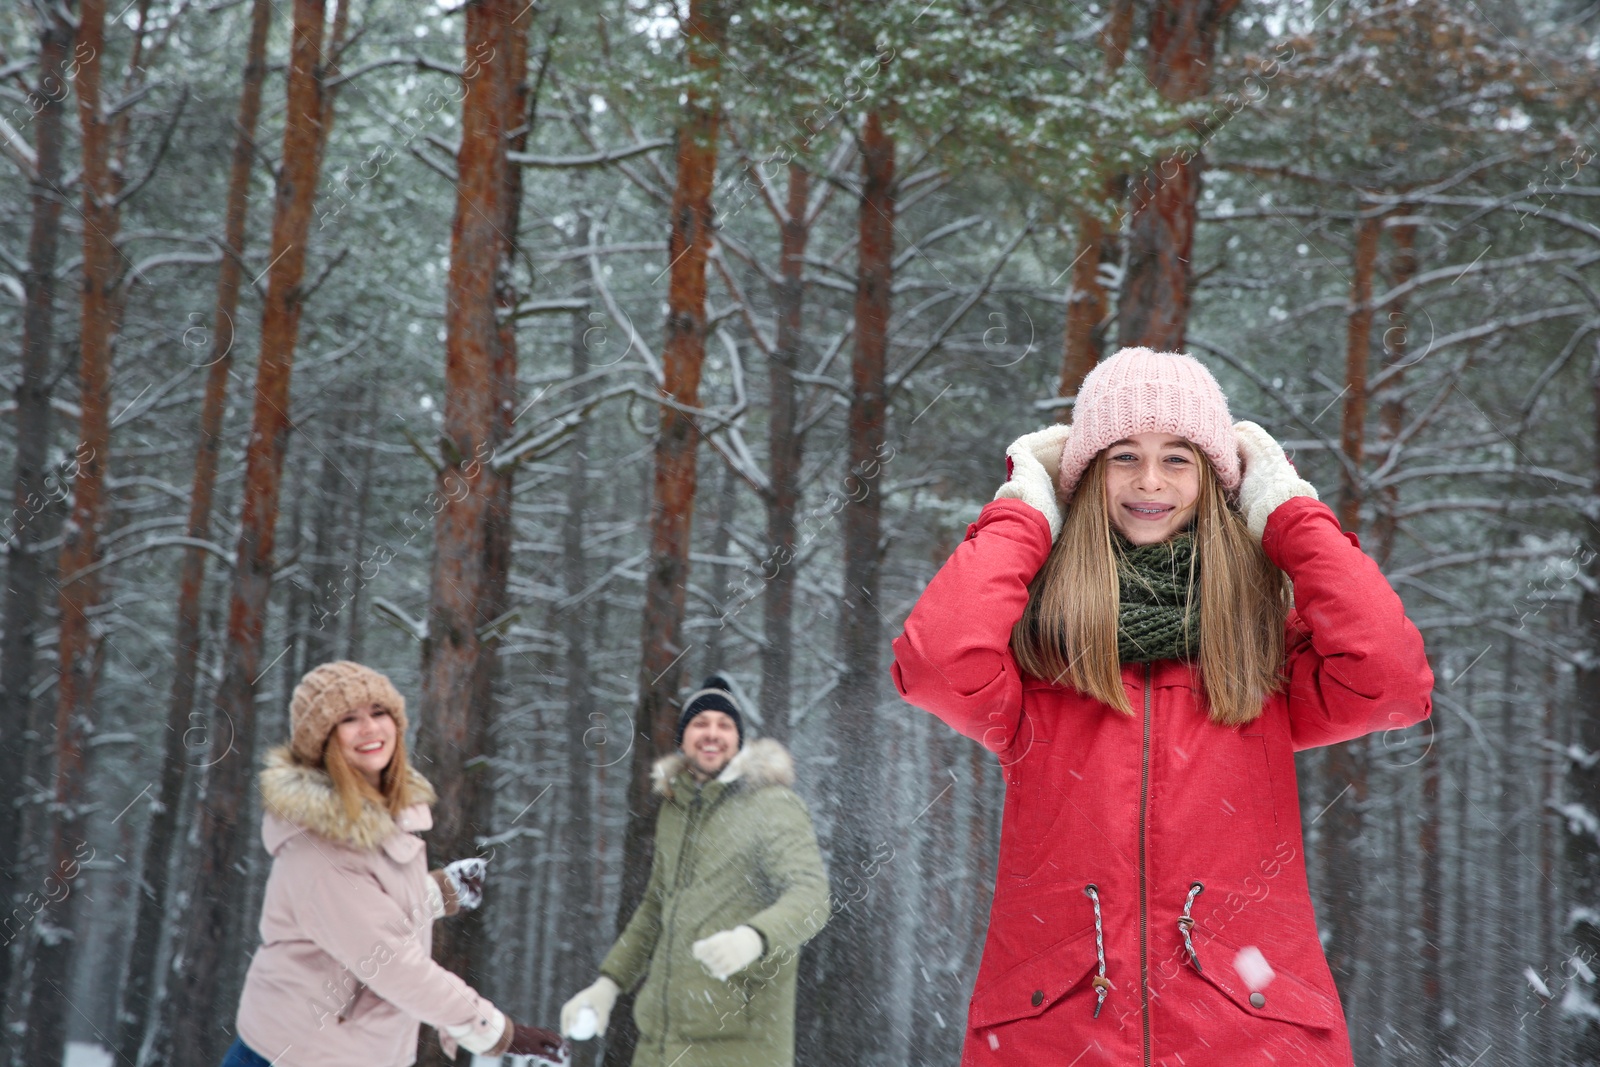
[{"xmin": 1140, "ymin": 663, "xmax": 1153, "ymax": 1067}]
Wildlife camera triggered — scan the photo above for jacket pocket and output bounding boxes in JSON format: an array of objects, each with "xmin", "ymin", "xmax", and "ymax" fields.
[
  {"xmin": 671, "ymin": 966, "xmax": 753, "ymax": 1041},
  {"xmin": 968, "ymin": 924, "xmax": 1098, "ymax": 1030},
  {"xmin": 1188, "ymin": 926, "xmax": 1341, "ymax": 1031}
]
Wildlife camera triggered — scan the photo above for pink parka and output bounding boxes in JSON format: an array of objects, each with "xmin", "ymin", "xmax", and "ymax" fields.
[
  {"xmin": 234, "ymin": 747, "xmax": 504, "ymax": 1067},
  {"xmin": 891, "ymin": 496, "xmax": 1433, "ymax": 1066}
]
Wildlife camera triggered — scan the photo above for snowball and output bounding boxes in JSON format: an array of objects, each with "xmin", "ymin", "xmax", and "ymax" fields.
[
  {"xmin": 568, "ymin": 1006, "xmax": 599, "ymax": 1041},
  {"xmin": 1234, "ymin": 945, "xmax": 1275, "ymax": 991},
  {"xmin": 1526, "ymin": 967, "xmax": 1552, "ymax": 998}
]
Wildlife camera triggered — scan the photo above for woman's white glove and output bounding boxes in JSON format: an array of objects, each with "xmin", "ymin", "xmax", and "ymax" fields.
[
  {"xmin": 1234, "ymin": 421, "xmax": 1318, "ymax": 541},
  {"xmin": 560, "ymin": 975, "xmax": 620, "ymax": 1039},
  {"xmin": 441, "ymin": 857, "xmax": 487, "ymax": 910},
  {"xmin": 691, "ymin": 925, "xmax": 764, "ymax": 981},
  {"xmin": 993, "ymin": 424, "xmax": 1071, "ymax": 540},
  {"xmin": 445, "ymin": 1006, "xmax": 507, "ymax": 1055}
]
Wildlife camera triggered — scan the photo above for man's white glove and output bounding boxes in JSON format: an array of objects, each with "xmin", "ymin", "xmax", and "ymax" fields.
[
  {"xmin": 993, "ymin": 423, "xmax": 1071, "ymax": 540},
  {"xmin": 691, "ymin": 925, "xmax": 764, "ymax": 981},
  {"xmin": 1234, "ymin": 421, "xmax": 1318, "ymax": 541},
  {"xmin": 560, "ymin": 975, "xmax": 620, "ymax": 1040}
]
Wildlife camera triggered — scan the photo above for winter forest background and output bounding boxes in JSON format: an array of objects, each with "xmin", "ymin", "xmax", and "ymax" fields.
[{"xmin": 2, "ymin": 0, "xmax": 1599, "ymax": 1065}]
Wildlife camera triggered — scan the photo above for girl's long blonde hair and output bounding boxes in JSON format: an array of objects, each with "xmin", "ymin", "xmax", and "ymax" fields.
[
  {"xmin": 1011, "ymin": 446, "xmax": 1289, "ymax": 725},
  {"xmin": 321, "ymin": 726, "xmax": 416, "ymax": 823}
]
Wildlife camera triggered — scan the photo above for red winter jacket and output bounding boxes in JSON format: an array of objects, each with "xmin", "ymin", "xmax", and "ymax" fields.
[{"xmin": 891, "ymin": 496, "xmax": 1432, "ymax": 1067}]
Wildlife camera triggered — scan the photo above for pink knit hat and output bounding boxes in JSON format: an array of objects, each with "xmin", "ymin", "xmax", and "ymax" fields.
[
  {"xmin": 289, "ymin": 661, "xmax": 407, "ymax": 765},
  {"xmin": 1058, "ymin": 347, "xmax": 1240, "ymax": 499}
]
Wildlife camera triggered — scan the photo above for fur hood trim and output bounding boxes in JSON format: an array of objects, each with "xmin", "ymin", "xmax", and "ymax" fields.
[
  {"xmin": 259, "ymin": 745, "xmax": 437, "ymax": 853},
  {"xmin": 652, "ymin": 737, "xmax": 795, "ymax": 799}
]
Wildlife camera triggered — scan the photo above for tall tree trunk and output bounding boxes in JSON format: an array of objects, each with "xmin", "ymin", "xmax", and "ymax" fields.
[
  {"xmin": 0, "ymin": 12, "xmax": 73, "ymax": 1027},
  {"xmin": 811, "ymin": 106, "xmax": 896, "ymax": 1067},
  {"xmin": 558, "ymin": 303, "xmax": 600, "ymax": 1067},
  {"xmin": 114, "ymin": 4, "xmax": 271, "ymax": 1054},
  {"xmin": 1372, "ymin": 216, "xmax": 1416, "ymax": 567},
  {"xmin": 606, "ymin": 4, "xmax": 721, "ymax": 1062},
  {"xmin": 1420, "ymin": 718, "xmax": 1444, "ymax": 1059},
  {"xmin": 414, "ymin": 5, "xmax": 514, "ymax": 1063},
  {"xmin": 1539, "ymin": 664, "xmax": 1561, "ymax": 1065},
  {"xmin": 702, "ymin": 463, "xmax": 736, "ymax": 675},
  {"xmin": 1117, "ymin": 0, "xmax": 1240, "ymax": 351},
  {"xmin": 305, "ymin": 402, "xmax": 354, "ymax": 668},
  {"xmin": 344, "ymin": 387, "xmax": 380, "ymax": 661},
  {"xmin": 1059, "ymin": 2, "xmax": 1133, "ymax": 404},
  {"xmin": 760, "ymin": 164, "xmax": 809, "ymax": 741},
  {"xmin": 168, "ymin": 3, "xmax": 336, "ymax": 1061},
  {"xmin": 1571, "ymin": 340, "xmax": 1600, "ymax": 1064},
  {"xmin": 1059, "ymin": 205, "xmax": 1110, "ymax": 407},
  {"xmin": 1318, "ymin": 208, "xmax": 1381, "ymax": 1049},
  {"xmin": 24, "ymin": 1, "xmax": 119, "ymax": 1060},
  {"xmin": 1339, "ymin": 211, "xmax": 1381, "ymax": 531}
]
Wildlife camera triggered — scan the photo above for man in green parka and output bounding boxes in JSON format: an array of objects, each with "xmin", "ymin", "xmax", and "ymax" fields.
[{"xmin": 560, "ymin": 674, "xmax": 831, "ymax": 1067}]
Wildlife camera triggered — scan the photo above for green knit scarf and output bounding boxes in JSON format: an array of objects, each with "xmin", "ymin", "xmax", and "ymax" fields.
[{"xmin": 1115, "ymin": 533, "xmax": 1198, "ymax": 663}]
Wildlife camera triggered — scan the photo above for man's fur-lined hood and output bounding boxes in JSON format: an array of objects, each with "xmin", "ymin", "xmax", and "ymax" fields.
[
  {"xmin": 652, "ymin": 737, "xmax": 795, "ymax": 800},
  {"xmin": 259, "ymin": 744, "xmax": 437, "ymax": 854}
]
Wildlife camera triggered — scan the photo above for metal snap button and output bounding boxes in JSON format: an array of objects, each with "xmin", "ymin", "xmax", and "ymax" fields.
[
  {"xmin": 1249, "ymin": 992, "xmax": 1266, "ymax": 1008},
  {"xmin": 1032, "ymin": 989, "xmax": 1044, "ymax": 1007}
]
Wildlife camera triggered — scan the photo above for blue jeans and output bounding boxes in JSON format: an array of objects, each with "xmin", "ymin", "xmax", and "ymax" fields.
[{"xmin": 219, "ymin": 1038, "xmax": 272, "ymax": 1067}]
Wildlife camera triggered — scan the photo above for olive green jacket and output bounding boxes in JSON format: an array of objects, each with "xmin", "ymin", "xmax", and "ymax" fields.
[{"xmin": 600, "ymin": 739, "xmax": 831, "ymax": 1067}]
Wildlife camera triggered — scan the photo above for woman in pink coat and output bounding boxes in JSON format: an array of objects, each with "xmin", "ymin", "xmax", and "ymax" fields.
[
  {"xmin": 222, "ymin": 661, "xmax": 565, "ymax": 1067},
  {"xmin": 891, "ymin": 348, "xmax": 1432, "ymax": 1066}
]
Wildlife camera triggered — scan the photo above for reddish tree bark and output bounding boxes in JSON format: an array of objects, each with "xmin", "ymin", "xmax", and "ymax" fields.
[
  {"xmin": 607, "ymin": 6, "xmax": 722, "ymax": 1061},
  {"xmin": 114, "ymin": 5, "xmax": 272, "ymax": 1059},
  {"xmin": 1339, "ymin": 211, "xmax": 1382, "ymax": 531},
  {"xmin": 1059, "ymin": 204, "xmax": 1111, "ymax": 407},
  {"xmin": 24, "ymin": 0, "xmax": 118, "ymax": 1059},
  {"xmin": 808, "ymin": 106, "xmax": 897, "ymax": 1067},
  {"xmin": 169, "ymin": 3, "xmax": 337, "ymax": 1062},
  {"xmin": 0, "ymin": 6, "xmax": 73, "ymax": 1027},
  {"xmin": 1316, "ymin": 207, "xmax": 1383, "ymax": 1050},
  {"xmin": 1372, "ymin": 216, "xmax": 1417, "ymax": 567},
  {"xmin": 760, "ymin": 163, "xmax": 810, "ymax": 741},
  {"xmin": 1057, "ymin": 2, "xmax": 1133, "ymax": 407},
  {"xmin": 414, "ymin": 4, "xmax": 519, "ymax": 1063},
  {"xmin": 1117, "ymin": 0, "xmax": 1241, "ymax": 351}
]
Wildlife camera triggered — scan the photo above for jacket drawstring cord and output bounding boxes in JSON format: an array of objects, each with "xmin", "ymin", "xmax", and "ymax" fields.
[
  {"xmin": 1178, "ymin": 881, "xmax": 1204, "ymax": 974},
  {"xmin": 1085, "ymin": 884, "xmax": 1111, "ymax": 1018}
]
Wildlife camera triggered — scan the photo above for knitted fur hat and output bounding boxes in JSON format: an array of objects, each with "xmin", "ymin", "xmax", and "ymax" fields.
[
  {"xmin": 289, "ymin": 661, "xmax": 407, "ymax": 765},
  {"xmin": 675, "ymin": 673, "xmax": 744, "ymax": 747},
  {"xmin": 1058, "ymin": 347, "xmax": 1241, "ymax": 500}
]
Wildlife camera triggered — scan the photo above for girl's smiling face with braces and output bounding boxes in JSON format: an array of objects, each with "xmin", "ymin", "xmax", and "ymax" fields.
[{"xmin": 1102, "ymin": 433, "xmax": 1201, "ymax": 545}]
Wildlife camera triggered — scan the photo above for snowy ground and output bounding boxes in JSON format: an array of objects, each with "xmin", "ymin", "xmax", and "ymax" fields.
[
  {"xmin": 63, "ymin": 1041, "xmax": 550, "ymax": 1065},
  {"xmin": 64, "ymin": 1044, "xmax": 112, "ymax": 1067}
]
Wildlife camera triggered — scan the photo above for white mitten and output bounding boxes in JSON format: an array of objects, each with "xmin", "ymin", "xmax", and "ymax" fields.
[
  {"xmin": 993, "ymin": 423, "xmax": 1072, "ymax": 540},
  {"xmin": 442, "ymin": 857, "xmax": 488, "ymax": 911},
  {"xmin": 560, "ymin": 975, "xmax": 620, "ymax": 1040},
  {"xmin": 691, "ymin": 925, "xmax": 764, "ymax": 981},
  {"xmin": 1234, "ymin": 421, "xmax": 1318, "ymax": 541},
  {"xmin": 445, "ymin": 1006, "xmax": 506, "ymax": 1055}
]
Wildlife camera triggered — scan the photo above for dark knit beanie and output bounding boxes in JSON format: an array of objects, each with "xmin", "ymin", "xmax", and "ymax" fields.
[{"xmin": 675, "ymin": 674, "xmax": 744, "ymax": 746}]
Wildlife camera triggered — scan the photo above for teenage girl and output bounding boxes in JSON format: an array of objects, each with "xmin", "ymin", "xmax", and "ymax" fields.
[{"xmin": 892, "ymin": 348, "xmax": 1432, "ymax": 1066}]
